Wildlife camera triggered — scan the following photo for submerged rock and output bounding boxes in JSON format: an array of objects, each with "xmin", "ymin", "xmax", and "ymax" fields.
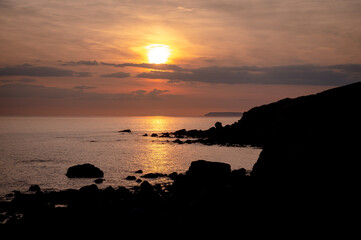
[{"xmin": 66, "ymin": 163, "xmax": 104, "ymax": 178}]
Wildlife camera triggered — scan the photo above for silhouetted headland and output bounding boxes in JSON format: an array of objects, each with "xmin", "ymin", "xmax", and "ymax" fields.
[{"xmin": 1, "ymin": 82, "xmax": 359, "ymax": 229}]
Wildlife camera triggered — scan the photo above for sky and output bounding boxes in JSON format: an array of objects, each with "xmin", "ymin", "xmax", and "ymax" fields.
[{"xmin": 0, "ymin": 0, "xmax": 360, "ymax": 116}]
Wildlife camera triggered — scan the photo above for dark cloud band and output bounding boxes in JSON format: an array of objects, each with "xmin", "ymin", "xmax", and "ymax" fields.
[
  {"xmin": 136, "ymin": 64, "xmax": 361, "ymax": 86},
  {"xmin": 0, "ymin": 64, "xmax": 91, "ymax": 77}
]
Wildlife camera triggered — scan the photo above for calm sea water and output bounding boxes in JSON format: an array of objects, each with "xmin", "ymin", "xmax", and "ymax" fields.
[{"xmin": 0, "ymin": 116, "xmax": 261, "ymax": 196}]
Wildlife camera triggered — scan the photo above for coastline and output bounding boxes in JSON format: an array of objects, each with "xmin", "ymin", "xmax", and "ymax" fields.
[{"xmin": 1, "ymin": 82, "xmax": 359, "ymax": 229}]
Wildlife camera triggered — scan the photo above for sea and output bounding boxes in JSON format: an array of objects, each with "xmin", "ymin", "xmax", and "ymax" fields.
[{"xmin": 0, "ymin": 116, "xmax": 261, "ymax": 197}]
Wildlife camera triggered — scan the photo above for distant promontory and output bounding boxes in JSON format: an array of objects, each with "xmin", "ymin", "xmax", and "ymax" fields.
[{"xmin": 204, "ymin": 112, "xmax": 243, "ymax": 117}]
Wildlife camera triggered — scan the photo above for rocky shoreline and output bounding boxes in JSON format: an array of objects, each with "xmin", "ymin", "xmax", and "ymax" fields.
[
  {"xmin": 1, "ymin": 82, "xmax": 359, "ymax": 229},
  {"xmin": 0, "ymin": 160, "xmax": 251, "ymax": 227}
]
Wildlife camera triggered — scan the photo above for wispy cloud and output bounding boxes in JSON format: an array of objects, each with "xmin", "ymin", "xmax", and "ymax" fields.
[
  {"xmin": 136, "ymin": 64, "xmax": 361, "ymax": 86},
  {"xmin": 0, "ymin": 64, "xmax": 91, "ymax": 77},
  {"xmin": 100, "ymin": 72, "xmax": 130, "ymax": 78},
  {"xmin": 0, "ymin": 83, "xmax": 170, "ymax": 100},
  {"xmin": 61, "ymin": 60, "xmax": 99, "ymax": 66},
  {"xmin": 101, "ymin": 62, "xmax": 184, "ymax": 71},
  {"xmin": 74, "ymin": 85, "xmax": 97, "ymax": 90}
]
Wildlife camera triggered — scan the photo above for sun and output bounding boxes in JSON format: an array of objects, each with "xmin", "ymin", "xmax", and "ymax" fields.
[{"xmin": 146, "ymin": 44, "xmax": 170, "ymax": 64}]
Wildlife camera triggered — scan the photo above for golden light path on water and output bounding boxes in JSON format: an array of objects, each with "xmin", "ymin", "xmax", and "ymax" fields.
[{"xmin": 136, "ymin": 117, "xmax": 174, "ymax": 174}]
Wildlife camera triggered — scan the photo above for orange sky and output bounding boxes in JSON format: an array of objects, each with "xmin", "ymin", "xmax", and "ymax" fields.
[{"xmin": 1, "ymin": 0, "xmax": 360, "ymax": 116}]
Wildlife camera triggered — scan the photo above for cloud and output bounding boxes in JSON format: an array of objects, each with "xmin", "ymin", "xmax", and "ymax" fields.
[
  {"xmin": 177, "ymin": 6, "xmax": 195, "ymax": 12},
  {"xmin": 74, "ymin": 85, "xmax": 97, "ymax": 90},
  {"xmin": 0, "ymin": 83, "xmax": 178, "ymax": 116},
  {"xmin": 148, "ymin": 89, "xmax": 170, "ymax": 96},
  {"xmin": 61, "ymin": 60, "xmax": 99, "ymax": 66},
  {"xmin": 101, "ymin": 62, "xmax": 184, "ymax": 71},
  {"xmin": 0, "ymin": 80, "xmax": 12, "ymax": 83},
  {"xmin": 0, "ymin": 83, "xmax": 169, "ymax": 100},
  {"xmin": 132, "ymin": 90, "xmax": 147, "ymax": 96},
  {"xmin": 136, "ymin": 64, "xmax": 361, "ymax": 86},
  {"xmin": 0, "ymin": 83, "xmax": 78, "ymax": 99},
  {"xmin": 131, "ymin": 89, "xmax": 169, "ymax": 97},
  {"xmin": 18, "ymin": 78, "xmax": 36, "ymax": 83},
  {"xmin": 100, "ymin": 72, "xmax": 131, "ymax": 78},
  {"xmin": 0, "ymin": 64, "xmax": 91, "ymax": 77}
]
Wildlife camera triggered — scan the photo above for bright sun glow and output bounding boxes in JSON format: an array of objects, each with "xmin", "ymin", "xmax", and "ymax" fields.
[{"xmin": 146, "ymin": 44, "xmax": 170, "ymax": 64}]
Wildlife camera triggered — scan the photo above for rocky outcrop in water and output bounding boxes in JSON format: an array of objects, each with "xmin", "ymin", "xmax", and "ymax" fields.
[{"xmin": 66, "ymin": 163, "xmax": 104, "ymax": 178}]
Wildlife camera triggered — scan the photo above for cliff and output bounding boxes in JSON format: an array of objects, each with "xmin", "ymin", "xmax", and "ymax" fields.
[
  {"xmin": 248, "ymin": 82, "xmax": 361, "ymax": 183},
  {"xmin": 173, "ymin": 82, "xmax": 361, "ymax": 184}
]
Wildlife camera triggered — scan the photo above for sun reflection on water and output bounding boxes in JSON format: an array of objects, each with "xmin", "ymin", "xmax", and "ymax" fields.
[
  {"xmin": 142, "ymin": 116, "xmax": 172, "ymax": 133},
  {"xmin": 137, "ymin": 116, "xmax": 176, "ymax": 174},
  {"xmin": 142, "ymin": 141, "xmax": 174, "ymax": 174}
]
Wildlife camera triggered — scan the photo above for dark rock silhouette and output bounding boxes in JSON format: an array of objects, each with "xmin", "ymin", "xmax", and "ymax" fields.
[
  {"xmin": 170, "ymin": 82, "xmax": 361, "ymax": 184},
  {"xmin": 249, "ymin": 82, "xmax": 361, "ymax": 184},
  {"xmin": 28, "ymin": 185, "xmax": 41, "ymax": 192},
  {"xmin": 141, "ymin": 173, "xmax": 167, "ymax": 178},
  {"xmin": 186, "ymin": 160, "xmax": 231, "ymax": 182},
  {"xmin": 118, "ymin": 129, "xmax": 131, "ymax": 133},
  {"xmin": 66, "ymin": 163, "xmax": 104, "ymax": 178},
  {"xmin": 94, "ymin": 178, "xmax": 104, "ymax": 184},
  {"xmin": 126, "ymin": 176, "xmax": 136, "ymax": 180}
]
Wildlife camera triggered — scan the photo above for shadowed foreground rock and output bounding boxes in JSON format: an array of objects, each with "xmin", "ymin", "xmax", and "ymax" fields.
[{"xmin": 0, "ymin": 160, "xmax": 251, "ymax": 227}]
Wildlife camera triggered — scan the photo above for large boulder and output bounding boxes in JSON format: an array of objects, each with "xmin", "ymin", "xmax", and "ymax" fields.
[
  {"xmin": 186, "ymin": 160, "xmax": 231, "ymax": 183},
  {"xmin": 66, "ymin": 163, "xmax": 104, "ymax": 178}
]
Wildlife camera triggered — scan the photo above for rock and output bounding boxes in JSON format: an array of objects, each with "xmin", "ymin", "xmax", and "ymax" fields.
[
  {"xmin": 143, "ymin": 134, "xmax": 148, "ymax": 136},
  {"xmin": 151, "ymin": 133, "xmax": 158, "ymax": 137},
  {"xmin": 118, "ymin": 129, "xmax": 131, "ymax": 133},
  {"xmin": 126, "ymin": 176, "xmax": 136, "ymax": 180},
  {"xmin": 94, "ymin": 178, "xmax": 104, "ymax": 184},
  {"xmin": 173, "ymin": 139, "xmax": 183, "ymax": 144},
  {"xmin": 231, "ymin": 168, "xmax": 246, "ymax": 178},
  {"xmin": 66, "ymin": 163, "xmax": 104, "ymax": 178},
  {"xmin": 186, "ymin": 160, "xmax": 231, "ymax": 183},
  {"xmin": 135, "ymin": 170, "xmax": 143, "ymax": 174},
  {"xmin": 141, "ymin": 173, "xmax": 167, "ymax": 178},
  {"xmin": 173, "ymin": 129, "xmax": 186, "ymax": 136},
  {"xmin": 215, "ymin": 121, "xmax": 223, "ymax": 129},
  {"xmin": 28, "ymin": 184, "xmax": 41, "ymax": 192},
  {"xmin": 79, "ymin": 184, "xmax": 99, "ymax": 194},
  {"xmin": 168, "ymin": 172, "xmax": 178, "ymax": 180},
  {"xmin": 136, "ymin": 179, "xmax": 142, "ymax": 183},
  {"xmin": 160, "ymin": 133, "xmax": 170, "ymax": 137},
  {"xmin": 140, "ymin": 181, "xmax": 153, "ymax": 192}
]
